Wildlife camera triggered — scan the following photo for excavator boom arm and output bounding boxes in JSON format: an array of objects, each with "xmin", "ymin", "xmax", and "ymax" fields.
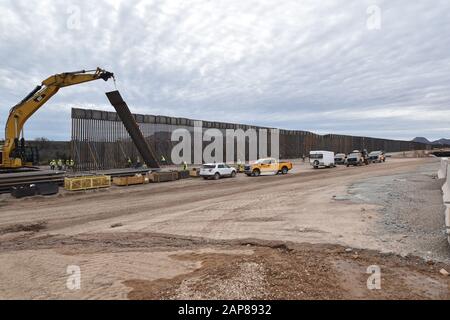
[{"xmin": 1, "ymin": 68, "xmax": 114, "ymax": 168}]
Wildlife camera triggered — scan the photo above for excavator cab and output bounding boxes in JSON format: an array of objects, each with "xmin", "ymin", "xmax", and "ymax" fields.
[
  {"xmin": 9, "ymin": 138, "xmax": 39, "ymax": 167},
  {"xmin": 4, "ymin": 138, "xmax": 39, "ymax": 168}
]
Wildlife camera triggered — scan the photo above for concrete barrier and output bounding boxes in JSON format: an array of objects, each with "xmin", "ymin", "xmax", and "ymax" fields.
[
  {"xmin": 443, "ymin": 163, "xmax": 450, "ymax": 204},
  {"xmin": 445, "ymin": 206, "xmax": 450, "ymax": 244},
  {"xmin": 437, "ymin": 157, "xmax": 448, "ymax": 179},
  {"xmin": 446, "ymin": 206, "xmax": 450, "ymax": 233},
  {"xmin": 440, "ymin": 161, "xmax": 450, "ymax": 244}
]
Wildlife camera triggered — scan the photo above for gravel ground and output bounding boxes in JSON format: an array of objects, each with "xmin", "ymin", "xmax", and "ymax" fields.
[
  {"xmin": 124, "ymin": 242, "xmax": 450, "ymax": 300},
  {"xmin": 0, "ymin": 157, "xmax": 449, "ymax": 299},
  {"xmin": 347, "ymin": 161, "xmax": 449, "ymax": 263}
]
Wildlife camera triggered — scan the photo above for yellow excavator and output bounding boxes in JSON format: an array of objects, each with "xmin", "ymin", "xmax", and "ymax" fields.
[{"xmin": 0, "ymin": 68, "xmax": 114, "ymax": 170}]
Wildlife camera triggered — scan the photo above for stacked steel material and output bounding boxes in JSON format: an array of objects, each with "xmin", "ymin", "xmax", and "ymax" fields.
[{"xmin": 0, "ymin": 170, "xmax": 65, "ymax": 194}]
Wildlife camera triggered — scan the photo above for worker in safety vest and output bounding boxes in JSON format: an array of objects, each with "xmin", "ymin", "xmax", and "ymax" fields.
[
  {"xmin": 182, "ymin": 161, "xmax": 188, "ymax": 171},
  {"xmin": 161, "ymin": 155, "xmax": 166, "ymax": 166},
  {"xmin": 57, "ymin": 159, "xmax": 63, "ymax": 170},
  {"xmin": 66, "ymin": 159, "xmax": 75, "ymax": 171},
  {"xmin": 136, "ymin": 156, "xmax": 142, "ymax": 168},
  {"xmin": 50, "ymin": 159, "xmax": 56, "ymax": 170},
  {"xmin": 237, "ymin": 159, "xmax": 243, "ymax": 172},
  {"xmin": 127, "ymin": 158, "xmax": 132, "ymax": 168}
]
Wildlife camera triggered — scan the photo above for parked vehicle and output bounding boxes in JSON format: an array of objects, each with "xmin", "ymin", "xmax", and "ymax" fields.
[
  {"xmin": 368, "ymin": 151, "xmax": 386, "ymax": 163},
  {"xmin": 200, "ymin": 163, "xmax": 237, "ymax": 180},
  {"xmin": 334, "ymin": 153, "xmax": 347, "ymax": 165},
  {"xmin": 310, "ymin": 151, "xmax": 336, "ymax": 169},
  {"xmin": 245, "ymin": 158, "xmax": 293, "ymax": 177},
  {"xmin": 346, "ymin": 150, "xmax": 369, "ymax": 167}
]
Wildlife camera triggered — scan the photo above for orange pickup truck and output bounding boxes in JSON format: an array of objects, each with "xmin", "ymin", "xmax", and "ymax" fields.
[{"xmin": 244, "ymin": 158, "xmax": 293, "ymax": 177}]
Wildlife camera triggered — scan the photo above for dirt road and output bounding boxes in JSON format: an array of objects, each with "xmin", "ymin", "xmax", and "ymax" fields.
[{"xmin": 0, "ymin": 158, "xmax": 448, "ymax": 299}]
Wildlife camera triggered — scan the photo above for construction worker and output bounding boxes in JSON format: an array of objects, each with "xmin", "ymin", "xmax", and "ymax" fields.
[
  {"xmin": 237, "ymin": 159, "xmax": 243, "ymax": 172},
  {"xmin": 136, "ymin": 156, "xmax": 142, "ymax": 168},
  {"xmin": 161, "ymin": 155, "xmax": 166, "ymax": 166},
  {"xmin": 57, "ymin": 159, "xmax": 63, "ymax": 171},
  {"xmin": 182, "ymin": 161, "xmax": 188, "ymax": 171},
  {"xmin": 127, "ymin": 157, "xmax": 132, "ymax": 168},
  {"xmin": 66, "ymin": 159, "xmax": 75, "ymax": 171},
  {"xmin": 50, "ymin": 159, "xmax": 56, "ymax": 170}
]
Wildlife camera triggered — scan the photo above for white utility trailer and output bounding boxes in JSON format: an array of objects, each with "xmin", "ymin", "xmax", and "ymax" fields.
[{"xmin": 310, "ymin": 151, "xmax": 336, "ymax": 169}]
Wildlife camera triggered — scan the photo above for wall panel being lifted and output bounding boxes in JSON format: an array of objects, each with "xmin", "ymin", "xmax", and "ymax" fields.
[{"xmin": 105, "ymin": 91, "xmax": 160, "ymax": 169}]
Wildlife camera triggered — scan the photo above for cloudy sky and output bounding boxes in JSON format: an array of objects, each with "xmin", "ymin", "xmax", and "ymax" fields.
[{"xmin": 0, "ymin": 0, "xmax": 449, "ymax": 141}]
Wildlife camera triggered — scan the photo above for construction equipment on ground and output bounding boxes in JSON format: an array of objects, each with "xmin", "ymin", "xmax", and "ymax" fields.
[
  {"xmin": 189, "ymin": 168, "xmax": 201, "ymax": 177},
  {"xmin": 64, "ymin": 175, "xmax": 111, "ymax": 191},
  {"xmin": 148, "ymin": 171, "xmax": 178, "ymax": 183},
  {"xmin": 0, "ymin": 170, "xmax": 65, "ymax": 194},
  {"xmin": 0, "ymin": 68, "xmax": 114, "ymax": 171},
  {"xmin": 113, "ymin": 174, "xmax": 149, "ymax": 186}
]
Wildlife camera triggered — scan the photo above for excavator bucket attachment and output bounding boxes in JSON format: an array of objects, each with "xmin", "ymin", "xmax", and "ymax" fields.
[{"xmin": 105, "ymin": 91, "xmax": 160, "ymax": 169}]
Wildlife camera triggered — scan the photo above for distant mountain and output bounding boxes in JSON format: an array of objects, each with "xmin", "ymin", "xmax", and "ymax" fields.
[
  {"xmin": 412, "ymin": 137, "xmax": 431, "ymax": 144},
  {"xmin": 412, "ymin": 137, "xmax": 450, "ymax": 145},
  {"xmin": 432, "ymin": 138, "xmax": 450, "ymax": 145}
]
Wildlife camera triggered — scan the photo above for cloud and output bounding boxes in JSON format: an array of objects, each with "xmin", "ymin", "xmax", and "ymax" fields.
[{"xmin": 0, "ymin": 0, "xmax": 449, "ymax": 141}]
